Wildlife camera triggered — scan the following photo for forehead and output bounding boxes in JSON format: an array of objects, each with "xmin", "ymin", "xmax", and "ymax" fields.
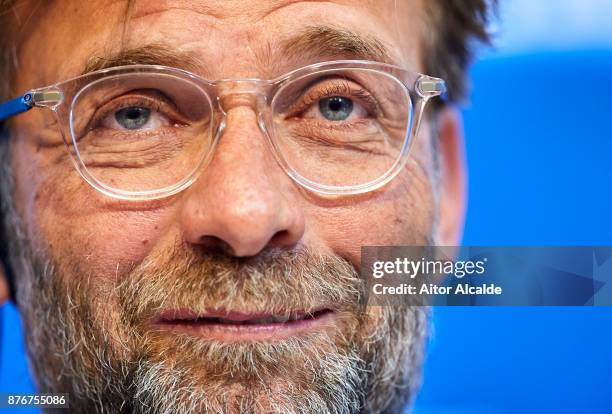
[{"xmin": 16, "ymin": 0, "xmax": 425, "ymax": 87}]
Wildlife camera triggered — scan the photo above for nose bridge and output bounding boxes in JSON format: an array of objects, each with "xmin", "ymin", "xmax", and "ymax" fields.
[
  {"xmin": 214, "ymin": 79, "xmax": 271, "ymax": 112},
  {"xmin": 181, "ymin": 79, "xmax": 305, "ymax": 258}
]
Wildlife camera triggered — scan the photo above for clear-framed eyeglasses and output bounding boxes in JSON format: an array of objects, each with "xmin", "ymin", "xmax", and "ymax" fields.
[{"xmin": 0, "ymin": 60, "xmax": 446, "ymax": 200}]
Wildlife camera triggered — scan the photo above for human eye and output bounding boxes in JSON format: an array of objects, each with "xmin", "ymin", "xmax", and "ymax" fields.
[
  {"xmin": 288, "ymin": 77, "xmax": 380, "ymax": 124},
  {"xmin": 69, "ymin": 77, "xmax": 214, "ymax": 174},
  {"xmin": 91, "ymin": 90, "xmax": 184, "ymax": 133},
  {"xmin": 109, "ymin": 106, "xmax": 156, "ymax": 130},
  {"xmin": 272, "ymin": 70, "xmax": 411, "ymax": 159},
  {"xmin": 69, "ymin": 89, "xmax": 195, "ymax": 168}
]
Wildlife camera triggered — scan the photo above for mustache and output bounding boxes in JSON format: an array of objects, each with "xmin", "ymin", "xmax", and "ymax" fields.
[{"xmin": 116, "ymin": 246, "xmax": 367, "ymax": 328}]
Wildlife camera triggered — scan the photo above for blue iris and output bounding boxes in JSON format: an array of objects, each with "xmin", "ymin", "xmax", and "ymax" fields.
[
  {"xmin": 318, "ymin": 97, "xmax": 353, "ymax": 121},
  {"xmin": 115, "ymin": 107, "xmax": 151, "ymax": 129}
]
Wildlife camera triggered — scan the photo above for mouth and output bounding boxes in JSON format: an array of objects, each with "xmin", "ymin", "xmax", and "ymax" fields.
[{"xmin": 154, "ymin": 308, "xmax": 336, "ymax": 341}]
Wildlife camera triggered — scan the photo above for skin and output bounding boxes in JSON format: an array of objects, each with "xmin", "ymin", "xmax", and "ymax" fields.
[{"xmin": 0, "ymin": 0, "xmax": 466, "ymax": 409}]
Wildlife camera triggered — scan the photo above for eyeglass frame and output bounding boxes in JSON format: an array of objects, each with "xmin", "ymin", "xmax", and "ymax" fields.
[{"xmin": 0, "ymin": 60, "xmax": 446, "ymax": 200}]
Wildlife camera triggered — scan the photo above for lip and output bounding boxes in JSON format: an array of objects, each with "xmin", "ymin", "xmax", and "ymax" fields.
[{"xmin": 153, "ymin": 308, "xmax": 336, "ymax": 342}]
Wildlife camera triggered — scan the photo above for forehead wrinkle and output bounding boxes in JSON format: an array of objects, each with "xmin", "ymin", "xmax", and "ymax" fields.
[
  {"xmin": 60, "ymin": 0, "xmax": 416, "ymax": 83},
  {"xmin": 259, "ymin": 0, "xmax": 342, "ymax": 19},
  {"xmin": 76, "ymin": 25, "xmax": 403, "ymax": 82},
  {"xmin": 129, "ymin": 0, "xmax": 345, "ymax": 22}
]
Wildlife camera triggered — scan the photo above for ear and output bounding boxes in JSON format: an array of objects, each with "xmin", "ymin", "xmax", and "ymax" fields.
[
  {"xmin": 0, "ymin": 266, "xmax": 9, "ymax": 304},
  {"xmin": 436, "ymin": 106, "xmax": 467, "ymax": 245}
]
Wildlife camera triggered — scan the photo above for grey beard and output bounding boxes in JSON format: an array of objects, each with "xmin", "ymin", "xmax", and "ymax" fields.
[{"xmin": 0, "ymin": 143, "xmax": 429, "ymax": 414}]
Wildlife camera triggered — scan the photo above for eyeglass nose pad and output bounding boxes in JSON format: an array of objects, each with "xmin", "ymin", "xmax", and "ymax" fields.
[
  {"xmin": 217, "ymin": 93, "xmax": 259, "ymax": 112},
  {"xmin": 213, "ymin": 83, "xmax": 270, "ymax": 139},
  {"xmin": 215, "ymin": 80, "xmax": 270, "ymax": 111},
  {"xmin": 211, "ymin": 89, "xmax": 281, "ymax": 169}
]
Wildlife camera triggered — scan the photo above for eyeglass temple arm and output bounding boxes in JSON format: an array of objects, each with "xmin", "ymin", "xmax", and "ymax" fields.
[
  {"xmin": 417, "ymin": 77, "xmax": 448, "ymax": 101},
  {"xmin": 0, "ymin": 90, "xmax": 63, "ymax": 123},
  {"xmin": 0, "ymin": 93, "xmax": 35, "ymax": 122},
  {"xmin": 0, "ymin": 76, "xmax": 447, "ymax": 122}
]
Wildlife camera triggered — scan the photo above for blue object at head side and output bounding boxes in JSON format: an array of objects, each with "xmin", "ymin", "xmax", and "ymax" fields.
[{"xmin": 0, "ymin": 93, "xmax": 34, "ymax": 123}]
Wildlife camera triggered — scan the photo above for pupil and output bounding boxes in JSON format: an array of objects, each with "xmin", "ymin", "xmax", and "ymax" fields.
[
  {"xmin": 319, "ymin": 96, "xmax": 353, "ymax": 121},
  {"xmin": 127, "ymin": 109, "xmax": 140, "ymax": 119},
  {"xmin": 115, "ymin": 107, "xmax": 151, "ymax": 129},
  {"xmin": 329, "ymin": 99, "xmax": 343, "ymax": 111}
]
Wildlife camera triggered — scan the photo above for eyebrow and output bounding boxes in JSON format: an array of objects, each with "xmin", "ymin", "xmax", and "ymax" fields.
[
  {"xmin": 280, "ymin": 26, "xmax": 397, "ymax": 66},
  {"xmin": 81, "ymin": 43, "xmax": 204, "ymax": 76},
  {"xmin": 79, "ymin": 25, "xmax": 397, "ymax": 78}
]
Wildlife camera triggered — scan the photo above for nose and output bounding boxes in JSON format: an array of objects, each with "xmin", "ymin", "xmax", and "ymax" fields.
[{"xmin": 179, "ymin": 105, "xmax": 305, "ymax": 257}]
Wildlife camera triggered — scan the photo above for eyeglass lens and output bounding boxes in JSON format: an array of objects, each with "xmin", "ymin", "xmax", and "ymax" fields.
[{"xmin": 69, "ymin": 68, "xmax": 412, "ymax": 194}]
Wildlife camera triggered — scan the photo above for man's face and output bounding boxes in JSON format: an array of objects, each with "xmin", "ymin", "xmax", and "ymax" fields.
[{"xmin": 4, "ymin": 0, "xmax": 461, "ymax": 412}]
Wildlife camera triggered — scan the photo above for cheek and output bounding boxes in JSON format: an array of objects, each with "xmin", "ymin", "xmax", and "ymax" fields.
[
  {"xmin": 10, "ymin": 121, "xmax": 181, "ymax": 280},
  {"xmin": 312, "ymin": 158, "xmax": 436, "ymax": 268},
  {"xmin": 44, "ymin": 208, "xmax": 173, "ymax": 278},
  {"xmin": 27, "ymin": 171, "xmax": 176, "ymax": 279}
]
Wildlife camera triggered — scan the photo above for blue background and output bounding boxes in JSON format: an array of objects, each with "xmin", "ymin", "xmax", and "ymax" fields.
[
  {"xmin": 414, "ymin": 2, "xmax": 612, "ymax": 411},
  {"xmin": 413, "ymin": 50, "xmax": 612, "ymax": 414},
  {"xmin": 1, "ymin": 2, "xmax": 612, "ymax": 413}
]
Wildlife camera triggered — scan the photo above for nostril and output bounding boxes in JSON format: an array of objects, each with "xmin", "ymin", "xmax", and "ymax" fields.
[
  {"xmin": 196, "ymin": 230, "xmax": 296, "ymax": 258},
  {"xmin": 198, "ymin": 235, "xmax": 235, "ymax": 256},
  {"xmin": 268, "ymin": 230, "xmax": 293, "ymax": 249}
]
